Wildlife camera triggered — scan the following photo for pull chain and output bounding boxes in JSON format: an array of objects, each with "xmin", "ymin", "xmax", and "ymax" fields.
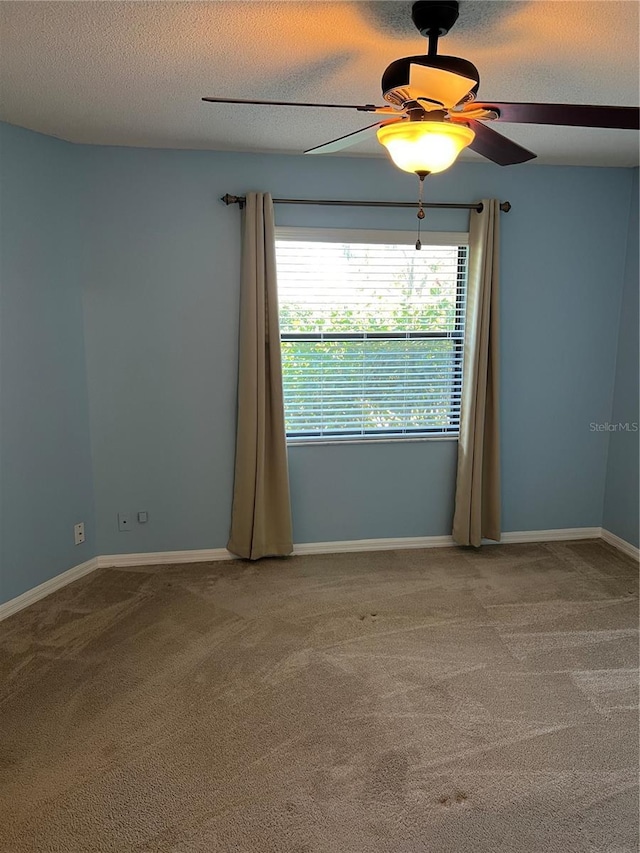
[{"xmin": 415, "ymin": 173, "xmax": 426, "ymax": 250}]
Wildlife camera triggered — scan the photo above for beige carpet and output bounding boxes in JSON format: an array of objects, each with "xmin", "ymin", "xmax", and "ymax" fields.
[{"xmin": 0, "ymin": 540, "xmax": 638, "ymax": 852}]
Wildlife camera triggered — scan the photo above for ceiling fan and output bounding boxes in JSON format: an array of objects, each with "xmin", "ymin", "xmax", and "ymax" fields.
[{"xmin": 203, "ymin": 0, "xmax": 639, "ymax": 178}]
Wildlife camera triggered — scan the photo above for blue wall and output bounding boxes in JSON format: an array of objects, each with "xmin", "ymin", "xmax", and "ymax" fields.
[
  {"xmin": 0, "ymin": 123, "xmax": 95, "ymax": 603},
  {"xmin": 0, "ymin": 121, "xmax": 636, "ymax": 596},
  {"xmin": 604, "ymin": 168, "xmax": 639, "ymax": 546},
  {"xmin": 79, "ymin": 144, "xmax": 634, "ymax": 554}
]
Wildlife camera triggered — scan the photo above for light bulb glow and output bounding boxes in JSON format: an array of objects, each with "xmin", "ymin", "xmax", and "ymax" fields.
[{"xmin": 377, "ymin": 121, "xmax": 475, "ymax": 175}]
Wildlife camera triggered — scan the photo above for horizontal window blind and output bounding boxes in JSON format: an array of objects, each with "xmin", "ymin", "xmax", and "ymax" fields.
[{"xmin": 275, "ymin": 235, "xmax": 468, "ymax": 442}]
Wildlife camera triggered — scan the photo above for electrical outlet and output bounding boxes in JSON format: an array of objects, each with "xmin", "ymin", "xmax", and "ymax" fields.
[
  {"xmin": 137, "ymin": 511, "xmax": 148, "ymax": 524},
  {"xmin": 74, "ymin": 522, "xmax": 85, "ymax": 545},
  {"xmin": 118, "ymin": 513, "xmax": 131, "ymax": 532}
]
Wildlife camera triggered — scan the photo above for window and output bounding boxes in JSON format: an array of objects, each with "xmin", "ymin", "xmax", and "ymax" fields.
[{"xmin": 275, "ymin": 227, "xmax": 468, "ymax": 443}]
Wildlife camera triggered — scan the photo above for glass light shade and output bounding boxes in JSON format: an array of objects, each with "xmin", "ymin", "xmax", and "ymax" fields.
[{"xmin": 377, "ymin": 121, "xmax": 475, "ymax": 175}]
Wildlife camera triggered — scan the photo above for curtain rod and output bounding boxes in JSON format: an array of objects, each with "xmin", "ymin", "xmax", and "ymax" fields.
[{"xmin": 221, "ymin": 194, "xmax": 511, "ymax": 213}]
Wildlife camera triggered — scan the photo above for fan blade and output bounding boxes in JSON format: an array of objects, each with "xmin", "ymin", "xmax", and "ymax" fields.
[
  {"xmin": 466, "ymin": 120, "xmax": 537, "ymax": 166},
  {"xmin": 202, "ymin": 96, "xmax": 384, "ymax": 113},
  {"xmin": 305, "ymin": 121, "xmax": 398, "ymax": 155},
  {"xmin": 470, "ymin": 102, "xmax": 639, "ymax": 130}
]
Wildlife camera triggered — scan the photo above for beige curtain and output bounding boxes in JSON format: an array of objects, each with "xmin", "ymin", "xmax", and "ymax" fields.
[
  {"xmin": 452, "ymin": 199, "xmax": 501, "ymax": 547},
  {"xmin": 227, "ymin": 192, "xmax": 293, "ymax": 559}
]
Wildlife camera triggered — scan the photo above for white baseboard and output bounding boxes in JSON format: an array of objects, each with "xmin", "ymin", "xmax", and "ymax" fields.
[
  {"xmin": 1, "ymin": 526, "xmax": 634, "ymax": 623},
  {"xmin": 293, "ymin": 535, "xmax": 455, "ymax": 555},
  {"xmin": 500, "ymin": 527, "xmax": 602, "ymax": 544},
  {"xmin": 96, "ymin": 548, "xmax": 233, "ymax": 568},
  {"xmin": 0, "ymin": 557, "xmax": 100, "ymax": 622},
  {"xmin": 296, "ymin": 527, "xmax": 603, "ymax": 553},
  {"xmin": 601, "ymin": 528, "xmax": 640, "ymax": 561}
]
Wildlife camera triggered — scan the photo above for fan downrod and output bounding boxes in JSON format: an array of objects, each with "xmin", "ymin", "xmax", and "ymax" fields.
[{"xmin": 411, "ymin": 1, "xmax": 459, "ymax": 54}]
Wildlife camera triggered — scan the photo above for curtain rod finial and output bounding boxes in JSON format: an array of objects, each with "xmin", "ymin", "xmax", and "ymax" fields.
[
  {"xmin": 500, "ymin": 201, "xmax": 511, "ymax": 213},
  {"xmin": 221, "ymin": 193, "xmax": 245, "ymax": 210}
]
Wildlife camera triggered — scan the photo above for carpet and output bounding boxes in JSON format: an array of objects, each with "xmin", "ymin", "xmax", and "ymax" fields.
[{"xmin": 0, "ymin": 540, "xmax": 638, "ymax": 852}]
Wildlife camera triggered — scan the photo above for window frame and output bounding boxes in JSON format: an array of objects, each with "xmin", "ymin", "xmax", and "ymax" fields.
[{"xmin": 275, "ymin": 227, "xmax": 469, "ymax": 446}]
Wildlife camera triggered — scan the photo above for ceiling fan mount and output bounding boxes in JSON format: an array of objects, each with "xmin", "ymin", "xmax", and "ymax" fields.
[
  {"xmin": 201, "ymin": 0, "xmax": 639, "ymax": 174},
  {"xmin": 411, "ymin": 0, "xmax": 460, "ymax": 40}
]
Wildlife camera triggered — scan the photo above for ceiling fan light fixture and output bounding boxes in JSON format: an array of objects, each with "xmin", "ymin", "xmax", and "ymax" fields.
[{"xmin": 377, "ymin": 120, "xmax": 475, "ymax": 175}]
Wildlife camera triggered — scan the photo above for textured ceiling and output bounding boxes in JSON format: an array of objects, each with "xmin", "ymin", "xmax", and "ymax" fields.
[{"xmin": 0, "ymin": 1, "xmax": 638, "ymax": 166}]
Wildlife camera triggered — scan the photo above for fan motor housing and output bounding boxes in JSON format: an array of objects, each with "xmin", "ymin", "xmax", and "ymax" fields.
[{"xmin": 382, "ymin": 55, "xmax": 480, "ymax": 109}]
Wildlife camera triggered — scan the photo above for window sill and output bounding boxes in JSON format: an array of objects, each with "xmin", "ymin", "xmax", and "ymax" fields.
[{"xmin": 287, "ymin": 435, "xmax": 459, "ymax": 447}]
